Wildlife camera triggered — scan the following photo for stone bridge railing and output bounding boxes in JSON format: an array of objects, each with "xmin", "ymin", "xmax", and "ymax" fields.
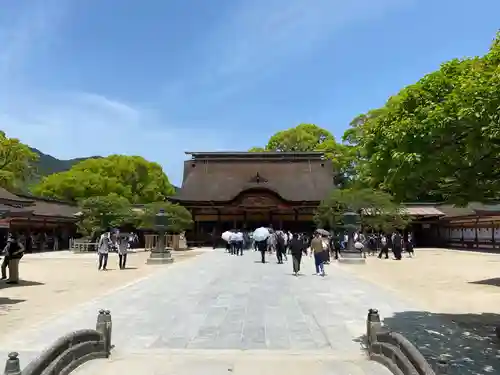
[
  {"xmin": 3, "ymin": 309, "xmax": 112, "ymax": 375},
  {"xmin": 366, "ymin": 309, "xmax": 448, "ymax": 375}
]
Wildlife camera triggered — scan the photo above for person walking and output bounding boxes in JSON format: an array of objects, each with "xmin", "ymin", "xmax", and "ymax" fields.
[
  {"xmin": 117, "ymin": 234, "xmax": 129, "ymax": 269},
  {"xmin": 2, "ymin": 234, "xmax": 24, "ymax": 284},
  {"xmin": 234, "ymin": 230, "xmax": 244, "ymax": 256},
  {"xmin": 275, "ymin": 231, "xmax": 286, "ymax": 264},
  {"xmin": 289, "ymin": 233, "xmax": 305, "ymax": 276},
  {"xmin": 97, "ymin": 231, "xmax": 111, "ymax": 270},
  {"xmin": 256, "ymin": 240, "xmax": 267, "ymax": 263},
  {"xmin": 378, "ymin": 234, "xmax": 389, "ymax": 259},
  {"xmin": 392, "ymin": 231, "xmax": 403, "ymax": 260},
  {"xmin": 310, "ymin": 233, "xmax": 326, "ymax": 276},
  {"xmin": 405, "ymin": 233, "xmax": 414, "ymax": 257}
]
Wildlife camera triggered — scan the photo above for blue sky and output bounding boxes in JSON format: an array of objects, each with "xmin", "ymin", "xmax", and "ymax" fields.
[{"xmin": 1, "ymin": 0, "xmax": 499, "ymax": 185}]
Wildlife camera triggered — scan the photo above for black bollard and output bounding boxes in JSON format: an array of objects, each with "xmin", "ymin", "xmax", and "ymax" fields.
[{"xmin": 4, "ymin": 352, "xmax": 21, "ymax": 375}]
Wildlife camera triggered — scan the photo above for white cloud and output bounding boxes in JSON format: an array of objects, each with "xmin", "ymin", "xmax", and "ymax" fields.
[
  {"xmin": 0, "ymin": 1, "xmax": 231, "ymax": 185},
  {"xmin": 0, "ymin": 91, "xmax": 231, "ymax": 185}
]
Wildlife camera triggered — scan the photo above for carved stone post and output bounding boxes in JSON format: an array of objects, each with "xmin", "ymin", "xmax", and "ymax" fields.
[
  {"xmin": 366, "ymin": 308, "xmax": 382, "ymax": 349},
  {"xmin": 4, "ymin": 352, "xmax": 21, "ymax": 375},
  {"xmin": 96, "ymin": 309, "xmax": 112, "ymax": 355}
]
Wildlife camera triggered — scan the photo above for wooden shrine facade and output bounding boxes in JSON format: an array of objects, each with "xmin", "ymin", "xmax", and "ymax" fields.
[
  {"xmin": 0, "ymin": 188, "xmax": 79, "ymax": 251},
  {"xmin": 170, "ymin": 151, "xmax": 335, "ymax": 246}
]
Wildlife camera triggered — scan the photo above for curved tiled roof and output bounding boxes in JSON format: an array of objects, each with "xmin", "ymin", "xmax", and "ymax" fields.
[{"xmin": 173, "ymin": 153, "xmax": 335, "ymax": 202}]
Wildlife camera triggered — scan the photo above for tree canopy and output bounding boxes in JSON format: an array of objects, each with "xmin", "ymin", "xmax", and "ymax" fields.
[
  {"xmin": 0, "ymin": 131, "xmax": 38, "ymax": 191},
  {"xmin": 137, "ymin": 201, "xmax": 193, "ymax": 233},
  {"xmin": 314, "ymin": 187, "xmax": 409, "ymax": 233},
  {"xmin": 32, "ymin": 155, "xmax": 175, "ymax": 203},
  {"xmin": 249, "ymin": 124, "xmax": 358, "ymax": 186},
  {"xmin": 77, "ymin": 194, "xmax": 136, "ymax": 236},
  {"xmin": 344, "ymin": 32, "xmax": 500, "ymax": 204},
  {"xmin": 77, "ymin": 195, "xmax": 193, "ymax": 236}
]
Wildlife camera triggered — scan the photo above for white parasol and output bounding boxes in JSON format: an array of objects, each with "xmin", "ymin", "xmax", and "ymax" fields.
[
  {"xmin": 221, "ymin": 231, "xmax": 232, "ymax": 242},
  {"xmin": 253, "ymin": 227, "xmax": 270, "ymax": 242}
]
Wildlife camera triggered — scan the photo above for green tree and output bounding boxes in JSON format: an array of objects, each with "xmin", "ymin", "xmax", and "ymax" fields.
[
  {"xmin": 314, "ymin": 187, "xmax": 409, "ymax": 233},
  {"xmin": 252, "ymin": 124, "xmax": 359, "ymax": 186},
  {"xmin": 0, "ymin": 131, "xmax": 38, "ymax": 190},
  {"xmin": 33, "ymin": 155, "xmax": 175, "ymax": 203},
  {"xmin": 345, "ymin": 32, "xmax": 500, "ymax": 204},
  {"xmin": 77, "ymin": 194, "xmax": 136, "ymax": 236},
  {"xmin": 266, "ymin": 123, "xmax": 334, "ymax": 151},
  {"xmin": 137, "ymin": 201, "xmax": 193, "ymax": 233},
  {"xmin": 248, "ymin": 147, "xmax": 266, "ymax": 152}
]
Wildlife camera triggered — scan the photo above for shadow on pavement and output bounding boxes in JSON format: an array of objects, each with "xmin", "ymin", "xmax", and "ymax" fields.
[
  {"xmin": 0, "ymin": 297, "xmax": 25, "ymax": 312},
  {"xmin": 356, "ymin": 310, "xmax": 500, "ymax": 375},
  {"xmin": 0, "ymin": 280, "xmax": 44, "ymax": 290},
  {"xmin": 469, "ymin": 277, "xmax": 500, "ymax": 287}
]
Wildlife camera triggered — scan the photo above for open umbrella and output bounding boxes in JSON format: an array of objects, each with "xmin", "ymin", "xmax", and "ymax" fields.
[
  {"xmin": 221, "ymin": 231, "xmax": 232, "ymax": 242},
  {"xmin": 315, "ymin": 229, "xmax": 330, "ymax": 236},
  {"xmin": 253, "ymin": 227, "xmax": 270, "ymax": 242}
]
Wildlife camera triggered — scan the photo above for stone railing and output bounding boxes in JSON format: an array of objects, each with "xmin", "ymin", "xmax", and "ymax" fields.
[
  {"xmin": 3, "ymin": 310, "xmax": 112, "ymax": 375},
  {"xmin": 69, "ymin": 239, "xmax": 98, "ymax": 252},
  {"xmin": 366, "ymin": 309, "xmax": 448, "ymax": 375}
]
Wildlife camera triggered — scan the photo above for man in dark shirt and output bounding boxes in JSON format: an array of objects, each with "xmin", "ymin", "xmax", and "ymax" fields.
[
  {"xmin": 289, "ymin": 233, "xmax": 305, "ymax": 275},
  {"xmin": 2, "ymin": 234, "xmax": 24, "ymax": 284}
]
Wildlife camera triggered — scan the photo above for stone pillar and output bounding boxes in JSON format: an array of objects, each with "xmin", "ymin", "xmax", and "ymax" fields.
[
  {"xmin": 4, "ymin": 352, "xmax": 21, "ymax": 375},
  {"xmin": 366, "ymin": 308, "xmax": 382, "ymax": 349},
  {"xmin": 96, "ymin": 309, "xmax": 113, "ymax": 355}
]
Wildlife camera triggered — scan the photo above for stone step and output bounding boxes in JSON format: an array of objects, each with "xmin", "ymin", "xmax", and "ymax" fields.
[{"xmin": 71, "ymin": 350, "xmax": 393, "ymax": 375}]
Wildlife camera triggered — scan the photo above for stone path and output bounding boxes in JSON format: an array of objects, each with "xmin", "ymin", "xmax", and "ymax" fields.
[{"xmin": 0, "ymin": 249, "xmax": 417, "ymax": 373}]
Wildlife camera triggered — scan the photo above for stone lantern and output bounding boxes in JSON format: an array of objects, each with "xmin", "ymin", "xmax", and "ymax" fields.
[
  {"xmin": 339, "ymin": 209, "xmax": 365, "ymax": 264},
  {"xmin": 146, "ymin": 209, "xmax": 174, "ymax": 264}
]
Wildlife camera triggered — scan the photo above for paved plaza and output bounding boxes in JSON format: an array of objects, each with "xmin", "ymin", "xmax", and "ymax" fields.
[{"xmin": 0, "ymin": 248, "xmax": 418, "ymax": 373}]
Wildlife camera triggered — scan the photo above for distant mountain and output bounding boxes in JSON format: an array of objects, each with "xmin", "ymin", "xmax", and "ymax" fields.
[{"xmin": 30, "ymin": 148, "xmax": 100, "ymax": 177}]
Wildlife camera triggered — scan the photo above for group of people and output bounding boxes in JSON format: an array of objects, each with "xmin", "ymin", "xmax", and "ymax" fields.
[
  {"xmin": 96, "ymin": 230, "xmax": 138, "ymax": 271},
  {"xmin": 1, "ymin": 233, "xmax": 25, "ymax": 284},
  {"xmin": 224, "ymin": 227, "xmax": 415, "ymax": 277},
  {"xmin": 342, "ymin": 231, "xmax": 414, "ymax": 260}
]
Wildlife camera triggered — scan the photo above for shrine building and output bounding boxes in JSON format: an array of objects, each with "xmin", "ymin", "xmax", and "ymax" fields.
[{"xmin": 170, "ymin": 151, "xmax": 335, "ymax": 246}]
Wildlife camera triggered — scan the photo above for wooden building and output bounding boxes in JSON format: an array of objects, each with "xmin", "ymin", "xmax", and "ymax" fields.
[
  {"xmin": 0, "ymin": 188, "xmax": 79, "ymax": 251},
  {"xmin": 411, "ymin": 203, "xmax": 500, "ymax": 250},
  {"xmin": 170, "ymin": 151, "xmax": 335, "ymax": 246}
]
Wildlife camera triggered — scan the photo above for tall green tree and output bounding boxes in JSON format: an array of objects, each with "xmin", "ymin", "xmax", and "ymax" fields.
[
  {"xmin": 314, "ymin": 187, "xmax": 409, "ymax": 232},
  {"xmin": 0, "ymin": 131, "xmax": 38, "ymax": 190},
  {"xmin": 345, "ymin": 32, "xmax": 500, "ymax": 204},
  {"xmin": 77, "ymin": 194, "xmax": 136, "ymax": 236},
  {"xmin": 137, "ymin": 201, "xmax": 193, "ymax": 233},
  {"xmin": 250, "ymin": 124, "xmax": 359, "ymax": 186},
  {"xmin": 33, "ymin": 155, "xmax": 175, "ymax": 203}
]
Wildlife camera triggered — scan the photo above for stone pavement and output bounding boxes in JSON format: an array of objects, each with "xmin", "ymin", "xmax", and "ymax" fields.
[
  {"xmin": 72, "ymin": 350, "xmax": 393, "ymax": 375},
  {"xmin": 0, "ymin": 249, "xmax": 417, "ymax": 372}
]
